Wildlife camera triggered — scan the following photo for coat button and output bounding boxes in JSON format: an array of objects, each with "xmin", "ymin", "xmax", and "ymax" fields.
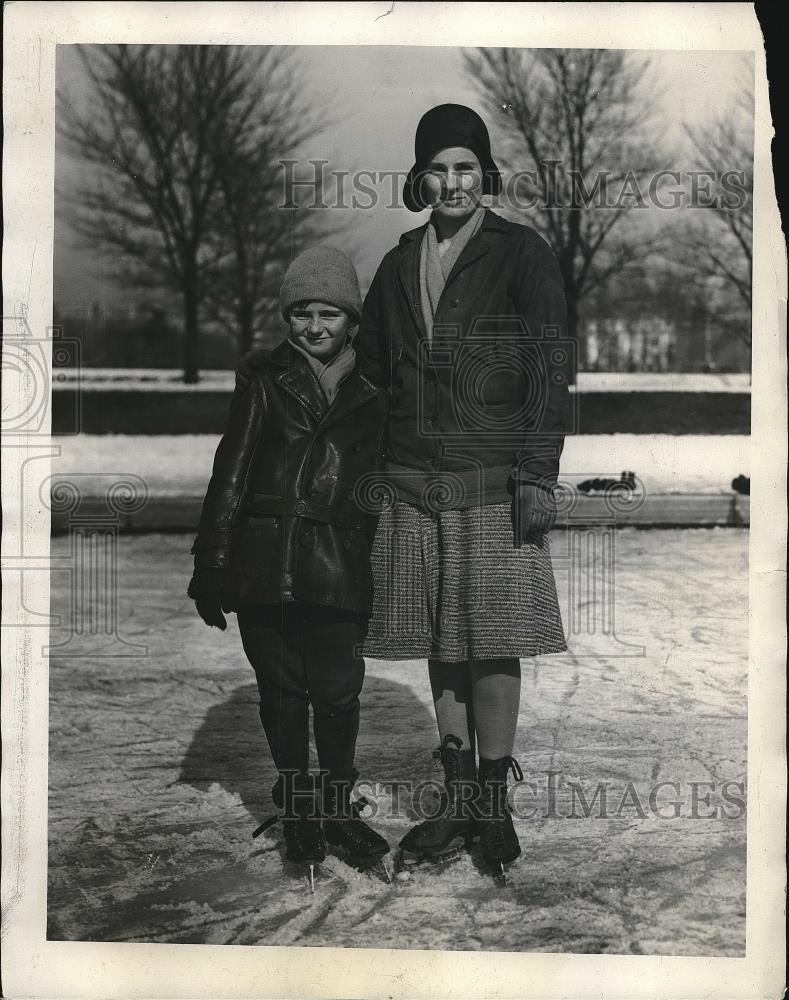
[
  {"xmin": 342, "ymin": 539, "xmax": 352, "ymax": 550},
  {"xmin": 450, "ymin": 297, "xmax": 460, "ymax": 307},
  {"xmin": 353, "ymin": 442, "xmax": 362, "ymax": 452},
  {"xmin": 294, "ymin": 500, "xmax": 307, "ymax": 514}
]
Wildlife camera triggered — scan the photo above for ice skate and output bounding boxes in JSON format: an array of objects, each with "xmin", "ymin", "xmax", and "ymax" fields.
[
  {"xmin": 322, "ymin": 782, "xmax": 391, "ymax": 883},
  {"xmin": 477, "ymin": 754, "xmax": 523, "ymax": 885},
  {"xmin": 253, "ymin": 773, "xmax": 326, "ymax": 893},
  {"xmin": 397, "ymin": 734, "xmax": 478, "ymax": 871},
  {"xmin": 282, "ymin": 815, "xmax": 326, "ymax": 892}
]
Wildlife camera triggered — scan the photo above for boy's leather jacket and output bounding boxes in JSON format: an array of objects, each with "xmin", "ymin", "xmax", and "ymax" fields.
[{"xmin": 188, "ymin": 339, "xmax": 388, "ymax": 615}]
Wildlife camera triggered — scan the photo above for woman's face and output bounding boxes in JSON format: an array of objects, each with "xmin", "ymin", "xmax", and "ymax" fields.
[
  {"xmin": 422, "ymin": 146, "xmax": 483, "ymax": 220},
  {"xmin": 289, "ymin": 301, "xmax": 355, "ymax": 361}
]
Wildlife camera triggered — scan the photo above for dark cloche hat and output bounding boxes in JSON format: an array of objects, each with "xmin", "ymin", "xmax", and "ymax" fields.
[{"xmin": 403, "ymin": 103, "xmax": 502, "ymax": 212}]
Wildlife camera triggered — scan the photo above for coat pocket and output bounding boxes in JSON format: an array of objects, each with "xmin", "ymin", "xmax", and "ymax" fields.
[{"xmin": 234, "ymin": 515, "xmax": 279, "ymax": 573}]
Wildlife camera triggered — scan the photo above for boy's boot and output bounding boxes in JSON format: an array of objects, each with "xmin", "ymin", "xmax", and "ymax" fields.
[
  {"xmin": 278, "ymin": 771, "xmax": 326, "ymax": 867},
  {"xmin": 399, "ymin": 734, "xmax": 478, "ymax": 858},
  {"xmin": 314, "ymin": 706, "xmax": 390, "ymax": 875},
  {"xmin": 477, "ymin": 754, "xmax": 524, "ymax": 876},
  {"xmin": 322, "ymin": 776, "xmax": 390, "ymax": 864}
]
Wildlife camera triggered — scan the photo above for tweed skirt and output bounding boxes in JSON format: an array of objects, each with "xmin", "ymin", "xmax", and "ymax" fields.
[{"xmin": 363, "ymin": 501, "xmax": 567, "ymax": 663}]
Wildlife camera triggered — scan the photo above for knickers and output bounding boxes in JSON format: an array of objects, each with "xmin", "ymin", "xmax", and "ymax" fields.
[{"xmin": 237, "ymin": 602, "xmax": 368, "ymax": 788}]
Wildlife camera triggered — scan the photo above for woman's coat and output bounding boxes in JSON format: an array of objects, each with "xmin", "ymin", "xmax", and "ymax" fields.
[{"xmin": 355, "ymin": 209, "xmax": 571, "ymax": 506}]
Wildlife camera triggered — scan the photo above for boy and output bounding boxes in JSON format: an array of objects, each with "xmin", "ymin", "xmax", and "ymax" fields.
[{"xmin": 188, "ymin": 246, "xmax": 390, "ymax": 888}]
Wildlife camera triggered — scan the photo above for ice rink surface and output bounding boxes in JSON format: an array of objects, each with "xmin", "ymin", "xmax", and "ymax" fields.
[{"xmin": 47, "ymin": 528, "xmax": 747, "ymax": 954}]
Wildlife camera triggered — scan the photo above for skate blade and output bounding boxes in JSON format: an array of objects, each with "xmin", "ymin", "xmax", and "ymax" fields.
[
  {"xmin": 351, "ymin": 854, "xmax": 393, "ymax": 884},
  {"xmin": 395, "ymin": 843, "xmax": 466, "ymax": 874},
  {"xmin": 284, "ymin": 858, "xmax": 323, "ymax": 892},
  {"xmin": 491, "ymin": 856, "xmax": 521, "ymax": 887}
]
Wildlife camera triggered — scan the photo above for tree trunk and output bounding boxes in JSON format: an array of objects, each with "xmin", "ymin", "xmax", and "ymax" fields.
[
  {"xmin": 565, "ymin": 292, "xmax": 579, "ymax": 386},
  {"xmin": 183, "ymin": 285, "xmax": 200, "ymax": 384},
  {"xmin": 237, "ymin": 299, "xmax": 254, "ymax": 358}
]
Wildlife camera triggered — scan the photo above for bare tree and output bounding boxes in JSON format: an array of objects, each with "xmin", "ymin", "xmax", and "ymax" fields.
[
  {"xmin": 58, "ymin": 45, "xmax": 323, "ymax": 381},
  {"xmin": 202, "ymin": 49, "xmax": 328, "ymax": 355},
  {"xmin": 676, "ymin": 73, "xmax": 753, "ymax": 332},
  {"xmin": 465, "ymin": 48, "xmax": 665, "ymax": 343}
]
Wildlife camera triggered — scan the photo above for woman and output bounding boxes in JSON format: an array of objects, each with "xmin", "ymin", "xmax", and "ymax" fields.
[{"xmin": 355, "ymin": 104, "xmax": 569, "ymax": 877}]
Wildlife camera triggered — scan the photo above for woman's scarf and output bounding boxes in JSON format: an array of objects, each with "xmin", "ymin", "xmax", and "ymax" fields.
[{"xmin": 419, "ymin": 206, "xmax": 485, "ymax": 341}]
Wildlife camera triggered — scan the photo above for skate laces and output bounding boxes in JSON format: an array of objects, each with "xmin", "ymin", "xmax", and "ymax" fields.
[
  {"xmin": 478, "ymin": 755, "xmax": 524, "ymax": 822},
  {"xmin": 433, "ymin": 734, "xmax": 465, "ymax": 784},
  {"xmin": 433, "ymin": 734, "xmax": 464, "ymax": 758},
  {"xmin": 252, "ymin": 813, "xmax": 279, "ymax": 839},
  {"xmin": 503, "ymin": 756, "xmax": 524, "ymax": 783}
]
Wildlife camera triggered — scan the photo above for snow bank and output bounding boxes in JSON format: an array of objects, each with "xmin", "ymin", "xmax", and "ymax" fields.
[{"xmin": 50, "ymin": 434, "xmax": 750, "ymax": 496}]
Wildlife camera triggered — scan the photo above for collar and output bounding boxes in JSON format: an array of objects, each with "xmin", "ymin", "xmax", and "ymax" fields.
[{"xmin": 398, "ymin": 207, "xmax": 510, "ymax": 245}]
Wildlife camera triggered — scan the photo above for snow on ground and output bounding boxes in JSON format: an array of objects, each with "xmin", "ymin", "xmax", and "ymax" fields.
[
  {"xmin": 51, "ymin": 433, "xmax": 750, "ymax": 496},
  {"xmin": 47, "ymin": 529, "xmax": 747, "ymax": 954}
]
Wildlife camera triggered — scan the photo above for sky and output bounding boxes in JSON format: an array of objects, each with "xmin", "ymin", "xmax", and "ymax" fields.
[{"xmin": 54, "ymin": 45, "xmax": 753, "ymax": 310}]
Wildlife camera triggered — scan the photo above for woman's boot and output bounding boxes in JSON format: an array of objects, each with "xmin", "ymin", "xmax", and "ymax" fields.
[
  {"xmin": 477, "ymin": 754, "xmax": 524, "ymax": 882},
  {"xmin": 399, "ymin": 734, "xmax": 478, "ymax": 863}
]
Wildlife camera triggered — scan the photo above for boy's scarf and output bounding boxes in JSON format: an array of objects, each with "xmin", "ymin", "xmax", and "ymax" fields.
[
  {"xmin": 419, "ymin": 206, "xmax": 485, "ymax": 341},
  {"xmin": 288, "ymin": 337, "xmax": 357, "ymax": 405}
]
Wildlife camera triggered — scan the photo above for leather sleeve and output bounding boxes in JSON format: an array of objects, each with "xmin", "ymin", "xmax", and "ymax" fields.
[
  {"xmin": 191, "ymin": 378, "xmax": 265, "ymax": 572},
  {"xmin": 234, "ymin": 348, "xmax": 270, "ymax": 393},
  {"xmin": 511, "ymin": 236, "xmax": 572, "ymax": 490}
]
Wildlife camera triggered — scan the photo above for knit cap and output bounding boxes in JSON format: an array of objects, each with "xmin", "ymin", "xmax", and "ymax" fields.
[{"xmin": 279, "ymin": 246, "xmax": 363, "ymax": 324}]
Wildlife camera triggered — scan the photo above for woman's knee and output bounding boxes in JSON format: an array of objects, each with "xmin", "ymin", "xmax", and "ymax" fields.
[{"xmin": 470, "ymin": 657, "xmax": 521, "ymax": 682}]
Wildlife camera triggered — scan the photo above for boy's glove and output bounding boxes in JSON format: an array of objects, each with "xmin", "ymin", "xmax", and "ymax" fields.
[
  {"xmin": 512, "ymin": 483, "xmax": 557, "ymax": 547},
  {"xmin": 188, "ymin": 568, "xmax": 233, "ymax": 630},
  {"xmin": 195, "ymin": 597, "xmax": 227, "ymax": 631}
]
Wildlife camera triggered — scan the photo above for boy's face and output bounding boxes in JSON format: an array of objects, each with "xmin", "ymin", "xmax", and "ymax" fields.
[{"xmin": 289, "ymin": 301, "xmax": 355, "ymax": 361}]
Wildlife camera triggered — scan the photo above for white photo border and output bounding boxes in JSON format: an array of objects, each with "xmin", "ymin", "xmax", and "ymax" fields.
[{"xmin": 2, "ymin": 3, "xmax": 786, "ymax": 998}]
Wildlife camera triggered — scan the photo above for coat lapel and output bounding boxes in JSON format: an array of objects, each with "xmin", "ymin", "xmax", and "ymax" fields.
[
  {"xmin": 397, "ymin": 210, "xmax": 502, "ymax": 318},
  {"xmin": 320, "ymin": 366, "xmax": 384, "ymax": 431},
  {"xmin": 270, "ymin": 341, "xmax": 329, "ymax": 422},
  {"xmin": 396, "ymin": 228, "xmax": 428, "ymax": 339},
  {"xmin": 441, "ymin": 216, "xmax": 494, "ymax": 293},
  {"xmin": 269, "ymin": 339, "xmax": 381, "ymax": 429}
]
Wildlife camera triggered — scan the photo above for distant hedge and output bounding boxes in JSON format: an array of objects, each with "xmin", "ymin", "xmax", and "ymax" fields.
[{"xmin": 51, "ymin": 388, "xmax": 750, "ymax": 435}]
